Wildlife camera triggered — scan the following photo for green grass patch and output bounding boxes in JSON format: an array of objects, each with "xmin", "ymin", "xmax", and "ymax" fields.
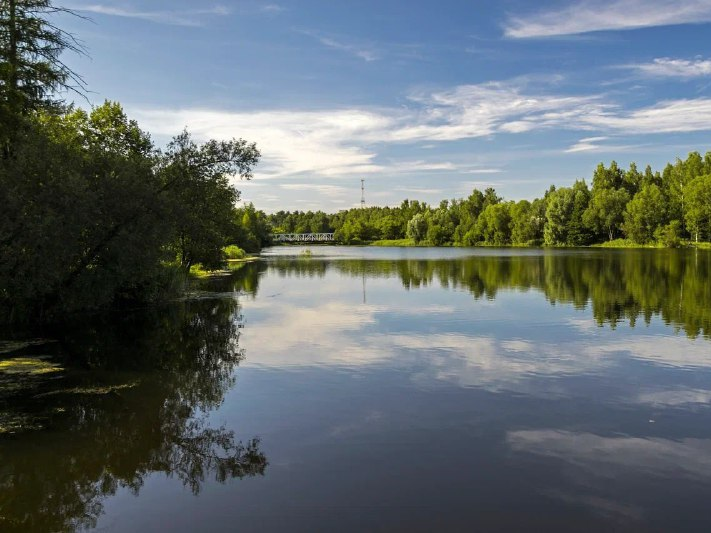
[
  {"xmin": 370, "ymin": 238, "xmax": 417, "ymax": 246},
  {"xmin": 592, "ymin": 239, "xmax": 662, "ymax": 249},
  {"xmin": 188, "ymin": 264, "xmax": 213, "ymax": 278}
]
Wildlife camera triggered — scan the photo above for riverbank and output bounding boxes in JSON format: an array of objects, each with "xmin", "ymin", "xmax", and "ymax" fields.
[{"xmin": 188, "ymin": 256, "xmax": 260, "ymax": 279}]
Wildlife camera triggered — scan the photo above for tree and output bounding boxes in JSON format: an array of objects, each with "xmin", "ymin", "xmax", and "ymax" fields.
[
  {"xmin": 160, "ymin": 131, "xmax": 260, "ymax": 269},
  {"xmin": 476, "ymin": 203, "xmax": 511, "ymax": 245},
  {"xmin": 567, "ymin": 180, "xmax": 594, "ymax": 246},
  {"xmin": 232, "ymin": 203, "xmax": 272, "ymax": 252},
  {"xmin": 0, "ymin": 0, "xmax": 86, "ymax": 148},
  {"xmin": 623, "ymin": 184, "xmax": 667, "ymax": 243},
  {"xmin": 584, "ymin": 187, "xmax": 630, "ymax": 241},
  {"xmin": 591, "ymin": 161, "xmax": 624, "ymax": 190},
  {"xmin": 544, "ymin": 187, "xmax": 575, "ymax": 245},
  {"xmin": 406, "ymin": 213, "xmax": 428, "ymax": 243},
  {"xmin": 0, "ymin": 103, "xmax": 168, "ymax": 318},
  {"xmin": 685, "ymin": 174, "xmax": 711, "ymax": 242}
]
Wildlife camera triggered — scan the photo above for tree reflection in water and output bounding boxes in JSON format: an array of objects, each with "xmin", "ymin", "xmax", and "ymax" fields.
[
  {"xmin": 267, "ymin": 249, "xmax": 711, "ymax": 338},
  {"xmin": 0, "ymin": 270, "xmax": 267, "ymax": 532}
]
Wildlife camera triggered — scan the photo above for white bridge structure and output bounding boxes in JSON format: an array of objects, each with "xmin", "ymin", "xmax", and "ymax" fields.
[{"xmin": 272, "ymin": 233, "xmax": 335, "ymax": 243}]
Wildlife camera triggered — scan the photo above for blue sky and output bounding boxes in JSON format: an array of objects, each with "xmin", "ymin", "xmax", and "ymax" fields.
[{"xmin": 59, "ymin": 0, "xmax": 711, "ymax": 212}]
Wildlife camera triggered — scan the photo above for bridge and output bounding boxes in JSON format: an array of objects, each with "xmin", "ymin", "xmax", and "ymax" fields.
[{"xmin": 272, "ymin": 233, "xmax": 335, "ymax": 243}]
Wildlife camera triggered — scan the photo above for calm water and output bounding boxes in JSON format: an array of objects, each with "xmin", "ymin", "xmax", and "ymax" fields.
[{"xmin": 2, "ymin": 247, "xmax": 711, "ymax": 532}]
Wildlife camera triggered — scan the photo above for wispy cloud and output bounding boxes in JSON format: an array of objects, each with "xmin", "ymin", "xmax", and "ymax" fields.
[
  {"xmin": 131, "ymin": 81, "xmax": 711, "ymax": 180},
  {"xmin": 504, "ymin": 0, "xmax": 711, "ymax": 38},
  {"xmin": 280, "ymin": 183, "xmax": 349, "ymax": 198},
  {"xmin": 624, "ymin": 57, "xmax": 711, "ymax": 78},
  {"xmin": 299, "ymin": 30, "xmax": 379, "ymax": 61},
  {"xmin": 565, "ymin": 136, "xmax": 609, "ymax": 153},
  {"xmin": 261, "ymin": 4, "xmax": 284, "ymax": 14},
  {"xmin": 75, "ymin": 4, "xmax": 230, "ymax": 26},
  {"xmin": 461, "ymin": 168, "xmax": 504, "ymax": 174},
  {"xmin": 585, "ymin": 97, "xmax": 711, "ymax": 133}
]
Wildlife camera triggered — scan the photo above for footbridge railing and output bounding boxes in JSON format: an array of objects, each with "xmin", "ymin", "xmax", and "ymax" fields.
[{"xmin": 272, "ymin": 233, "xmax": 335, "ymax": 243}]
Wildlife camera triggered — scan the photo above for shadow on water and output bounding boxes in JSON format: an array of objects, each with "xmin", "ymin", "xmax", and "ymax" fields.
[{"xmin": 0, "ymin": 263, "xmax": 267, "ymax": 532}]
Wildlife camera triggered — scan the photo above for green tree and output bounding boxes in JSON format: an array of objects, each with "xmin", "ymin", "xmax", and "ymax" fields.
[
  {"xmin": 685, "ymin": 174, "xmax": 711, "ymax": 242},
  {"xmin": 567, "ymin": 180, "xmax": 594, "ymax": 246},
  {"xmin": 584, "ymin": 187, "xmax": 630, "ymax": 241},
  {"xmin": 160, "ymin": 131, "xmax": 260, "ymax": 269},
  {"xmin": 544, "ymin": 187, "xmax": 575, "ymax": 245},
  {"xmin": 406, "ymin": 213, "xmax": 428, "ymax": 243},
  {"xmin": 0, "ymin": 0, "xmax": 86, "ymax": 148},
  {"xmin": 623, "ymin": 184, "xmax": 667, "ymax": 243},
  {"xmin": 476, "ymin": 202, "xmax": 511, "ymax": 245}
]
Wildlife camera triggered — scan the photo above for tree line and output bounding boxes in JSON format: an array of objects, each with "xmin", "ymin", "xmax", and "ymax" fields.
[
  {"xmin": 0, "ymin": 1, "xmax": 266, "ymax": 321},
  {"xmin": 269, "ymin": 154, "xmax": 711, "ymax": 248}
]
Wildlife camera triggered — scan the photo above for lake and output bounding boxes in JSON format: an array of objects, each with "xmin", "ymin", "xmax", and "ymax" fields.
[{"xmin": 2, "ymin": 246, "xmax": 711, "ymax": 532}]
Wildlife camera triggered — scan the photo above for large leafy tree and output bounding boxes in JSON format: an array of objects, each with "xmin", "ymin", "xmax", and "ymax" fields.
[
  {"xmin": 544, "ymin": 187, "xmax": 575, "ymax": 245},
  {"xmin": 623, "ymin": 184, "xmax": 667, "ymax": 243},
  {"xmin": 583, "ymin": 187, "xmax": 630, "ymax": 242},
  {"xmin": 159, "ymin": 131, "xmax": 260, "ymax": 269},
  {"xmin": 685, "ymin": 174, "xmax": 711, "ymax": 243}
]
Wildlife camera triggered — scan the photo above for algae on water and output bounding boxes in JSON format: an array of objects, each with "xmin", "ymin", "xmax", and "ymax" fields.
[{"xmin": 0, "ymin": 357, "xmax": 63, "ymax": 375}]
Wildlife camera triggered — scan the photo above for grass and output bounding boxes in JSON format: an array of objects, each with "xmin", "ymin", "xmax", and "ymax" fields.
[
  {"xmin": 592, "ymin": 239, "xmax": 663, "ymax": 249},
  {"xmin": 370, "ymin": 238, "xmax": 417, "ymax": 246}
]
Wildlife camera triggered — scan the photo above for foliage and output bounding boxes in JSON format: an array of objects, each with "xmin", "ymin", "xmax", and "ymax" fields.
[
  {"xmin": 655, "ymin": 221, "xmax": 683, "ymax": 248},
  {"xmin": 232, "ymin": 203, "xmax": 272, "ymax": 252},
  {"xmin": 406, "ymin": 213, "xmax": 428, "ymax": 243},
  {"xmin": 223, "ymin": 245, "xmax": 247, "ymax": 260},
  {"xmin": 0, "ymin": 0, "xmax": 86, "ymax": 151},
  {"xmin": 584, "ymin": 187, "xmax": 630, "ymax": 242},
  {"xmin": 623, "ymin": 184, "xmax": 667, "ymax": 244},
  {"xmin": 0, "ymin": 103, "xmax": 259, "ymax": 321},
  {"xmin": 685, "ymin": 174, "xmax": 711, "ymax": 243}
]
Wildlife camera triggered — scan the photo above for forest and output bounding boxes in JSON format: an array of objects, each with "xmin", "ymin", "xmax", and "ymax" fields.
[
  {"xmin": 269, "ymin": 153, "xmax": 711, "ymax": 248},
  {"xmin": 0, "ymin": 1, "xmax": 269, "ymax": 321}
]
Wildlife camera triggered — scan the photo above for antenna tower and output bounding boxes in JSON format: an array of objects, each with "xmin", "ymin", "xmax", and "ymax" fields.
[{"xmin": 361, "ymin": 178, "xmax": 365, "ymax": 208}]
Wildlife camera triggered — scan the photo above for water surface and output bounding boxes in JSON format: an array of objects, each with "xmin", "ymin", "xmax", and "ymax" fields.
[{"xmin": 2, "ymin": 247, "xmax": 711, "ymax": 531}]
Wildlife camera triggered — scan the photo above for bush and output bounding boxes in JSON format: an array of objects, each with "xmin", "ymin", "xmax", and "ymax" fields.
[
  {"xmin": 655, "ymin": 221, "xmax": 682, "ymax": 248},
  {"xmin": 223, "ymin": 245, "xmax": 246, "ymax": 260}
]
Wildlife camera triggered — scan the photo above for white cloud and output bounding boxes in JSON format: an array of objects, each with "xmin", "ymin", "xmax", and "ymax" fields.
[
  {"xmin": 74, "ymin": 4, "xmax": 230, "ymax": 26},
  {"xmin": 132, "ymin": 107, "xmax": 391, "ymax": 179},
  {"xmin": 394, "ymin": 82, "xmax": 607, "ymax": 142},
  {"xmin": 565, "ymin": 136, "xmax": 609, "ymax": 153},
  {"xmin": 625, "ymin": 57, "xmax": 711, "ymax": 78},
  {"xmin": 505, "ymin": 0, "xmax": 711, "ymax": 38},
  {"xmin": 461, "ymin": 168, "xmax": 504, "ymax": 174},
  {"xmin": 130, "ymin": 81, "xmax": 711, "ymax": 182},
  {"xmin": 583, "ymin": 98, "xmax": 711, "ymax": 133}
]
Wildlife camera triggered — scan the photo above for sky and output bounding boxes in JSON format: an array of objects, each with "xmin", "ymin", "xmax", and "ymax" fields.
[{"xmin": 57, "ymin": 0, "xmax": 711, "ymax": 212}]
